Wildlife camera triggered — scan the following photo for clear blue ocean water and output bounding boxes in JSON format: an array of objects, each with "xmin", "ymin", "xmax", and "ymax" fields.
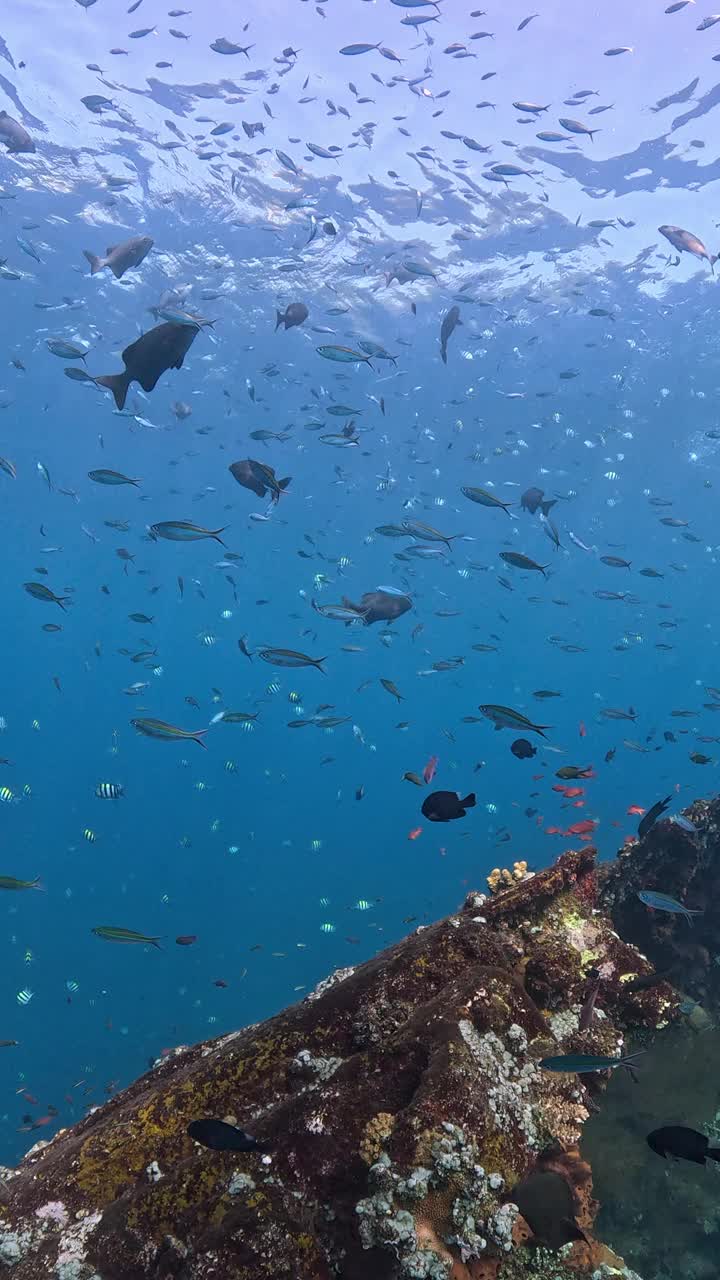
[{"xmin": 0, "ymin": 0, "xmax": 719, "ymax": 1175}]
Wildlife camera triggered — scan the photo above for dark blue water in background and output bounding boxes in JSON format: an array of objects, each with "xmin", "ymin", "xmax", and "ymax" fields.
[{"xmin": 1, "ymin": 0, "xmax": 720, "ymax": 1170}]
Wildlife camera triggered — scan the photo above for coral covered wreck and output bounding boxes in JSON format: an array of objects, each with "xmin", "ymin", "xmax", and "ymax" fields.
[{"xmin": 0, "ymin": 843, "xmax": 682, "ymax": 1279}]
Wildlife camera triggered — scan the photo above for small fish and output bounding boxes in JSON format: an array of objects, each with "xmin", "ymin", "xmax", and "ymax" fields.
[
  {"xmin": 421, "ymin": 790, "xmax": 476, "ymax": 822},
  {"xmin": 0, "ymin": 877, "xmax": 42, "ymax": 891},
  {"xmin": 500, "ymin": 551, "xmax": 548, "ymax": 576},
  {"xmin": 638, "ymin": 795, "xmax": 671, "ymax": 839},
  {"xmin": 479, "ymin": 705, "xmax": 550, "ymax": 737},
  {"xmin": 380, "ymin": 678, "xmax": 403, "ymax": 702},
  {"xmin": 648, "ymin": 1126, "xmax": 720, "ymax": 1165},
  {"xmin": 188, "ymin": 1117, "xmax": 269, "ymax": 1151},
  {"xmin": 637, "ymin": 889, "xmax": 703, "ymax": 923},
  {"xmin": 540, "ymin": 1051, "xmax": 644, "ymax": 1075},
  {"xmin": 92, "ymin": 926, "xmax": 162, "ymax": 948},
  {"xmin": 131, "ymin": 718, "xmax": 208, "ymax": 749},
  {"xmin": 257, "ymin": 648, "xmax": 326, "ymax": 672}
]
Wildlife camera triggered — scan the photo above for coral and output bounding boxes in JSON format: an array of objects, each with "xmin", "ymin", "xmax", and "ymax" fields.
[
  {"xmin": 487, "ymin": 863, "xmax": 533, "ymax": 895},
  {"xmin": 0, "ymin": 842, "xmax": 677, "ymax": 1279}
]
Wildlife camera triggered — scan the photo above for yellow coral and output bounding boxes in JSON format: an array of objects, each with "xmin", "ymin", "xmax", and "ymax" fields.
[
  {"xmin": 487, "ymin": 862, "xmax": 531, "ymax": 894},
  {"xmin": 359, "ymin": 1111, "xmax": 395, "ymax": 1165}
]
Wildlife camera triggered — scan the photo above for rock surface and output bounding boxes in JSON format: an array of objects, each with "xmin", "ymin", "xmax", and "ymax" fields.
[{"xmin": 0, "ymin": 847, "xmax": 675, "ymax": 1280}]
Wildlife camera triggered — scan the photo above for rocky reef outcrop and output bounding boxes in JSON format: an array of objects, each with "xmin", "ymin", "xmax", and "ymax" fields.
[{"xmin": 0, "ymin": 844, "xmax": 681, "ymax": 1280}]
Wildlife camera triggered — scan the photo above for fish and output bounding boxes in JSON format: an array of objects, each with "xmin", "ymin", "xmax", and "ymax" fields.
[
  {"xmin": 440, "ymin": 305, "xmax": 462, "ymax": 363},
  {"xmin": 647, "ymin": 1126, "xmax": 720, "ymax": 1165},
  {"xmin": 540, "ymin": 1051, "xmax": 644, "ymax": 1074},
  {"xmin": 88, "ymin": 469, "xmax": 140, "ymax": 487},
  {"xmin": 23, "ymin": 583, "xmax": 69, "ymax": 610},
  {"xmin": 316, "ymin": 345, "xmax": 373, "ymax": 365},
  {"xmin": 95, "ymin": 782, "xmax": 123, "ymax": 799},
  {"xmin": 256, "ymin": 648, "xmax": 326, "ymax": 671},
  {"xmin": 275, "ymin": 302, "xmax": 308, "ymax": 331},
  {"xmin": 509, "ymin": 1171, "xmax": 587, "ymax": 1251},
  {"xmin": 187, "ymin": 1118, "xmax": 268, "ymax": 1152},
  {"xmin": 421, "ymin": 790, "xmax": 476, "ymax": 821},
  {"xmin": 229, "ymin": 459, "xmax": 291, "ymax": 505},
  {"xmin": 461, "ymin": 487, "xmax": 512, "ymax": 514},
  {"xmin": 83, "ymin": 236, "xmax": 153, "ymax": 279},
  {"xmin": 479, "ymin": 706, "xmax": 550, "ymax": 737},
  {"xmin": 341, "ymin": 591, "xmax": 412, "ymax": 625},
  {"xmin": 94, "ymin": 323, "xmax": 200, "ymax": 410},
  {"xmin": 92, "ymin": 926, "xmax": 162, "ymax": 948},
  {"xmin": 150, "ymin": 522, "xmax": 227, "ymax": 544},
  {"xmin": 658, "ymin": 225, "xmax": 716, "ymax": 271},
  {"xmin": 0, "ymin": 112, "xmax": 35, "ymax": 154},
  {"xmin": 638, "ymin": 795, "xmax": 672, "ymax": 839},
  {"xmin": 511, "ymin": 739, "xmax": 536, "ymax": 759},
  {"xmin": 130, "ymin": 718, "xmax": 208, "ymax": 749},
  {"xmin": 637, "ymin": 889, "xmax": 703, "ymax": 923},
  {"xmin": 380, "ymin": 678, "xmax": 403, "ymax": 701},
  {"xmin": 0, "ymin": 877, "xmax": 42, "ymax": 891},
  {"xmin": 520, "ymin": 487, "xmax": 556, "ymax": 517},
  {"xmin": 499, "ymin": 552, "xmax": 548, "ymax": 576}
]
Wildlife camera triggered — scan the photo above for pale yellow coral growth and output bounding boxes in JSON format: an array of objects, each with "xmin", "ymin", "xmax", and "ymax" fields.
[
  {"xmin": 487, "ymin": 861, "xmax": 531, "ymax": 894},
  {"xmin": 359, "ymin": 1112, "xmax": 395, "ymax": 1165}
]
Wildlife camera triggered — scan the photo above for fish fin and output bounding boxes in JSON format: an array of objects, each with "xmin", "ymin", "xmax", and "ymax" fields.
[
  {"xmin": 109, "ymin": 262, "xmax": 126, "ymax": 279},
  {"xmin": 150, "ymin": 938, "xmax": 164, "ymax": 950},
  {"xmin": 278, "ymin": 476, "xmax": 292, "ymax": 490},
  {"xmin": 95, "ymin": 372, "xmax": 131, "ymax": 411},
  {"xmin": 461, "ymin": 793, "xmax": 476, "ymax": 808},
  {"xmin": 539, "ymin": 498, "xmax": 557, "ymax": 516},
  {"xmin": 211, "ymin": 528, "xmax": 228, "ymax": 546},
  {"xmin": 707, "ymin": 1146, "xmax": 720, "ymax": 1162},
  {"xmin": 106, "ymin": 245, "xmax": 117, "ymax": 255},
  {"xmin": 83, "ymin": 249, "xmax": 105, "ymax": 274},
  {"xmin": 193, "ymin": 731, "xmax": 209, "ymax": 750},
  {"xmin": 314, "ymin": 657, "xmax": 328, "ymax": 673},
  {"xmin": 441, "ymin": 348, "xmax": 447, "ymax": 364},
  {"xmin": 275, "ymin": 310, "xmax": 284, "ymax": 331}
]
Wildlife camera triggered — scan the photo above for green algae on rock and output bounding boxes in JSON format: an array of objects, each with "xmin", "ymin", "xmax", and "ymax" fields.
[{"xmin": 0, "ymin": 846, "xmax": 667, "ymax": 1279}]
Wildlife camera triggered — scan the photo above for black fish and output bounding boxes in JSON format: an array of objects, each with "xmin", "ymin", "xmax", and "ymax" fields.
[
  {"xmin": 187, "ymin": 1118, "xmax": 268, "ymax": 1153},
  {"xmin": 511, "ymin": 738, "xmax": 536, "ymax": 760},
  {"xmin": 229, "ymin": 459, "xmax": 291, "ymax": 504},
  {"xmin": 421, "ymin": 790, "xmax": 476, "ymax": 822},
  {"xmin": 440, "ymin": 305, "xmax": 462, "ymax": 364},
  {"xmin": 520, "ymin": 486, "xmax": 557, "ymax": 517},
  {"xmin": 95, "ymin": 323, "xmax": 199, "ymax": 410},
  {"xmin": 638, "ymin": 794, "xmax": 671, "ymax": 840},
  {"xmin": 509, "ymin": 1171, "xmax": 587, "ymax": 1250},
  {"xmin": 341, "ymin": 590, "xmax": 412, "ymax": 625},
  {"xmin": 276, "ymin": 302, "xmax": 308, "ymax": 331},
  {"xmin": 647, "ymin": 1126, "xmax": 720, "ymax": 1166}
]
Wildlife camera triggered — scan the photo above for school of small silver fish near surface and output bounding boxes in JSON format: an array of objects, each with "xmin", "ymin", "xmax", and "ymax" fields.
[{"xmin": 0, "ymin": 0, "xmax": 717, "ymax": 1188}]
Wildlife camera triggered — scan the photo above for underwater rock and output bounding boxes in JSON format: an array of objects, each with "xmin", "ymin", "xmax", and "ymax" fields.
[{"xmin": 0, "ymin": 846, "xmax": 671, "ymax": 1279}]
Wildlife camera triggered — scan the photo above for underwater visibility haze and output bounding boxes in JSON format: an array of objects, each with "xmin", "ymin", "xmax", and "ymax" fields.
[{"xmin": 2, "ymin": 0, "xmax": 720, "ymax": 1267}]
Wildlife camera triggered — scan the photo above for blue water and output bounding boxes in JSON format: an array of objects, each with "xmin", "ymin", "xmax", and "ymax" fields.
[{"xmin": 0, "ymin": 0, "xmax": 719, "ymax": 1167}]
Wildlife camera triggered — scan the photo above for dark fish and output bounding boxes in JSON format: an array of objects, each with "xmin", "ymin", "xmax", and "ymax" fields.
[
  {"xmin": 421, "ymin": 790, "xmax": 476, "ymax": 821},
  {"xmin": 440, "ymin": 305, "xmax": 462, "ymax": 364},
  {"xmin": 638, "ymin": 795, "xmax": 671, "ymax": 839},
  {"xmin": 229, "ymin": 459, "xmax": 291, "ymax": 504},
  {"xmin": 520, "ymin": 486, "xmax": 556, "ymax": 516},
  {"xmin": 509, "ymin": 1171, "xmax": 586, "ymax": 1251},
  {"xmin": 500, "ymin": 551, "xmax": 548, "ymax": 576},
  {"xmin": 658, "ymin": 224, "xmax": 716, "ymax": 272},
  {"xmin": 275, "ymin": 302, "xmax": 308, "ymax": 331},
  {"xmin": 0, "ymin": 111, "xmax": 35, "ymax": 154},
  {"xmin": 187, "ymin": 1118, "xmax": 268, "ymax": 1152},
  {"xmin": 511, "ymin": 738, "xmax": 536, "ymax": 759},
  {"xmin": 341, "ymin": 590, "xmax": 412, "ymax": 625},
  {"xmin": 95, "ymin": 323, "xmax": 199, "ymax": 410},
  {"xmin": 83, "ymin": 236, "xmax": 153, "ymax": 279},
  {"xmin": 600, "ymin": 555, "xmax": 631, "ymax": 568},
  {"xmin": 647, "ymin": 1126, "xmax": 720, "ymax": 1165}
]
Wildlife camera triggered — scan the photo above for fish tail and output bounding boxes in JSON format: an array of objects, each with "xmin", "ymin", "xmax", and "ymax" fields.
[
  {"xmin": 536, "ymin": 725, "xmax": 551, "ymax": 738},
  {"xmin": 461, "ymin": 793, "xmax": 476, "ymax": 808},
  {"xmin": 441, "ymin": 347, "xmax": 447, "ymax": 364},
  {"xmin": 211, "ymin": 528, "xmax": 228, "ymax": 545},
  {"xmin": 278, "ymin": 476, "xmax": 292, "ymax": 491},
  {"xmin": 150, "ymin": 937, "xmax": 164, "ymax": 950},
  {"xmin": 30, "ymin": 878, "xmax": 44, "ymax": 891},
  {"xmin": 193, "ymin": 731, "xmax": 209, "ymax": 750},
  {"xmin": 83, "ymin": 249, "xmax": 105, "ymax": 274},
  {"xmin": 95, "ymin": 371, "xmax": 131, "ymax": 411},
  {"xmin": 275, "ymin": 311, "xmax": 284, "ymax": 331},
  {"xmin": 539, "ymin": 499, "xmax": 557, "ymax": 517},
  {"xmin": 708, "ymin": 1146, "xmax": 720, "ymax": 1162},
  {"xmin": 314, "ymin": 657, "xmax": 328, "ymax": 673}
]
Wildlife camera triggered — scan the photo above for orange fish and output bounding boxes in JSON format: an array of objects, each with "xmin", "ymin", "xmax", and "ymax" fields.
[
  {"xmin": 545, "ymin": 826, "xmax": 563, "ymax": 835},
  {"xmin": 552, "ymin": 785, "xmax": 584, "ymax": 797},
  {"xmin": 565, "ymin": 819, "xmax": 597, "ymax": 837},
  {"xmin": 626, "ymin": 805, "xmax": 645, "ymax": 816},
  {"xmin": 408, "ymin": 827, "xmax": 423, "ymax": 840}
]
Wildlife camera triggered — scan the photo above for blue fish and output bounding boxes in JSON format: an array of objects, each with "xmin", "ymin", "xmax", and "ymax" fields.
[
  {"xmin": 540, "ymin": 1051, "xmax": 644, "ymax": 1075},
  {"xmin": 637, "ymin": 889, "xmax": 703, "ymax": 924}
]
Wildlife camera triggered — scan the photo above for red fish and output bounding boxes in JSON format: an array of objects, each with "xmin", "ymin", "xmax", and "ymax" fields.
[
  {"xmin": 565, "ymin": 819, "xmax": 597, "ymax": 837},
  {"xmin": 579, "ymin": 721, "xmax": 587, "ymax": 737},
  {"xmin": 545, "ymin": 826, "xmax": 564, "ymax": 835},
  {"xmin": 552, "ymin": 785, "xmax": 585, "ymax": 797},
  {"xmin": 408, "ymin": 827, "xmax": 423, "ymax": 841},
  {"xmin": 626, "ymin": 805, "xmax": 645, "ymax": 816},
  {"xmin": 423, "ymin": 755, "xmax": 439, "ymax": 784}
]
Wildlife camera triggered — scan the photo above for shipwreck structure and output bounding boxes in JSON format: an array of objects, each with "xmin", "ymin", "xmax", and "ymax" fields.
[{"xmin": 3, "ymin": 801, "xmax": 716, "ymax": 1280}]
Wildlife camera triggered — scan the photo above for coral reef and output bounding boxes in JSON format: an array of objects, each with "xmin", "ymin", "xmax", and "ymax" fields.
[{"xmin": 0, "ymin": 845, "xmax": 682, "ymax": 1279}]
